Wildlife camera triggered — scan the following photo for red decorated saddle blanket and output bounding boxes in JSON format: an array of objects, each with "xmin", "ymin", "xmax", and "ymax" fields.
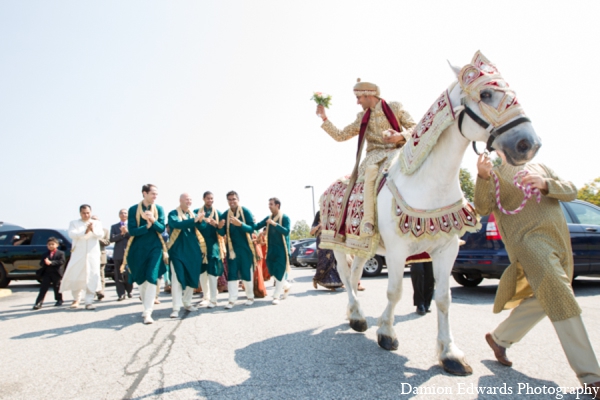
[
  {"xmin": 319, "ymin": 176, "xmax": 379, "ymax": 259},
  {"xmin": 319, "ymin": 175, "xmax": 430, "ymax": 261},
  {"xmin": 319, "ymin": 174, "xmax": 480, "ymax": 261}
]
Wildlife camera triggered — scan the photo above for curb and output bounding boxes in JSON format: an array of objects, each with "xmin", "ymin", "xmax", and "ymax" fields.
[{"xmin": 0, "ymin": 289, "xmax": 12, "ymax": 298}]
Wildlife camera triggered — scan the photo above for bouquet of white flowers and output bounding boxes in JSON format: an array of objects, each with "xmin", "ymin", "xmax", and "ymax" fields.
[{"xmin": 310, "ymin": 92, "xmax": 332, "ymax": 108}]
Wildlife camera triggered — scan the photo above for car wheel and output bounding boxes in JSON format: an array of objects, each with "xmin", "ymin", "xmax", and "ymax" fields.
[
  {"xmin": 362, "ymin": 256, "xmax": 383, "ymax": 277},
  {"xmin": 310, "ymin": 264, "xmax": 317, "ymax": 269},
  {"xmin": 0, "ymin": 264, "xmax": 11, "ymax": 288},
  {"xmin": 452, "ymin": 272, "xmax": 483, "ymax": 287},
  {"xmin": 299, "ymin": 262, "xmax": 308, "ymax": 268}
]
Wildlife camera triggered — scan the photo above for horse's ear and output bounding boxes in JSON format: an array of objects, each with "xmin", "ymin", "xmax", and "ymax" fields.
[{"xmin": 447, "ymin": 60, "xmax": 461, "ymax": 77}]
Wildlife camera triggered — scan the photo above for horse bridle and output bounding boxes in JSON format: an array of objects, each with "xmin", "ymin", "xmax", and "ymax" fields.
[{"xmin": 458, "ymin": 106, "xmax": 531, "ymax": 155}]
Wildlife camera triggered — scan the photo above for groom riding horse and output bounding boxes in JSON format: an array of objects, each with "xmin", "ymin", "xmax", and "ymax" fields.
[{"xmin": 316, "ymin": 79, "xmax": 426, "ymax": 261}]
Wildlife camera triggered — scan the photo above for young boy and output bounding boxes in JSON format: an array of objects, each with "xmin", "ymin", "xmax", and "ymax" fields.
[{"xmin": 33, "ymin": 237, "xmax": 66, "ymax": 309}]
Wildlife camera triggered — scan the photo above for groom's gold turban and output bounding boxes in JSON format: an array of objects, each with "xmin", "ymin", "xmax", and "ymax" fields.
[{"xmin": 353, "ymin": 78, "xmax": 380, "ymax": 97}]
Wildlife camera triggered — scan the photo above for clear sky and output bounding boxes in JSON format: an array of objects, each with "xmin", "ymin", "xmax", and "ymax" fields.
[{"xmin": 1, "ymin": 1, "xmax": 599, "ymax": 230}]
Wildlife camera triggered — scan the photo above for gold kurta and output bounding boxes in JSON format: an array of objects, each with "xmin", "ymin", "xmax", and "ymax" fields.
[
  {"xmin": 321, "ymin": 100, "xmax": 416, "ymax": 175},
  {"xmin": 474, "ymin": 163, "xmax": 580, "ymax": 322}
]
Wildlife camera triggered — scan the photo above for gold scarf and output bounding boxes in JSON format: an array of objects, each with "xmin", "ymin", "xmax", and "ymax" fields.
[
  {"xmin": 226, "ymin": 206, "xmax": 259, "ymax": 264},
  {"xmin": 120, "ymin": 202, "xmax": 169, "ymax": 272},
  {"xmin": 205, "ymin": 206, "xmax": 226, "ymax": 260},
  {"xmin": 265, "ymin": 212, "xmax": 291, "ymax": 274},
  {"xmin": 166, "ymin": 207, "xmax": 208, "ymax": 264}
]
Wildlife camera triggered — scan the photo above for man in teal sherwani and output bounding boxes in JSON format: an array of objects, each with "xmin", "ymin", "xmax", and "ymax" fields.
[
  {"xmin": 167, "ymin": 193, "xmax": 205, "ymax": 318},
  {"xmin": 218, "ymin": 190, "xmax": 256, "ymax": 309},
  {"xmin": 255, "ymin": 197, "xmax": 291, "ymax": 305},
  {"xmin": 125, "ymin": 184, "xmax": 168, "ymax": 324},
  {"xmin": 196, "ymin": 191, "xmax": 224, "ymax": 308}
]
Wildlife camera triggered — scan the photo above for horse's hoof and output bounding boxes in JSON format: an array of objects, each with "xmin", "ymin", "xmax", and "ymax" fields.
[
  {"xmin": 349, "ymin": 319, "xmax": 368, "ymax": 333},
  {"xmin": 441, "ymin": 358, "xmax": 473, "ymax": 376},
  {"xmin": 377, "ymin": 334, "xmax": 399, "ymax": 351}
]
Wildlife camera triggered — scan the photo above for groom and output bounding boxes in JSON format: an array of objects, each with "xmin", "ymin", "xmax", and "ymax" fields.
[{"xmin": 316, "ymin": 79, "xmax": 415, "ymax": 237}]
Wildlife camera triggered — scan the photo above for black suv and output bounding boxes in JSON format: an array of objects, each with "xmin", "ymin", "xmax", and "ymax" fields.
[
  {"xmin": 452, "ymin": 199, "xmax": 600, "ymax": 286},
  {"xmin": 0, "ymin": 229, "xmax": 72, "ymax": 287}
]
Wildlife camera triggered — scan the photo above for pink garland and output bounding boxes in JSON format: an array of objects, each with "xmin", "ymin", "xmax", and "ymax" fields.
[{"xmin": 491, "ymin": 170, "xmax": 541, "ymax": 215}]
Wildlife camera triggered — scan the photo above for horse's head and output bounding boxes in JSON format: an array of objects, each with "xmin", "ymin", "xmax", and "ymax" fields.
[{"xmin": 450, "ymin": 51, "xmax": 541, "ymax": 165}]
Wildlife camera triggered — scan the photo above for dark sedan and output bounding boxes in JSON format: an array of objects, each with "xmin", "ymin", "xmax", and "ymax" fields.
[
  {"xmin": 452, "ymin": 199, "xmax": 600, "ymax": 287},
  {"xmin": 290, "ymin": 238, "xmax": 316, "ymax": 267},
  {"xmin": 297, "ymin": 241, "xmax": 387, "ymax": 277}
]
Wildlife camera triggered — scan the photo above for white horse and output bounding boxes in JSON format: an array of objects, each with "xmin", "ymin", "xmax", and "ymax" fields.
[{"xmin": 331, "ymin": 52, "xmax": 541, "ymax": 376}]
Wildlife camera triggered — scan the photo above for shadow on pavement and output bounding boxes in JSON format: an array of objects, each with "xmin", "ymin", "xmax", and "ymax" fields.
[
  {"xmin": 130, "ymin": 324, "xmax": 440, "ymax": 400},
  {"xmin": 129, "ymin": 324, "xmax": 573, "ymax": 400},
  {"xmin": 10, "ymin": 311, "xmax": 143, "ymax": 339},
  {"xmin": 450, "ymin": 285, "xmax": 498, "ymax": 305},
  {"xmin": 0, "ymin": 299, "xmax": 142, "ymax": 322},
  {"xmin": 476, "ymin": 360, "xmax": 565, "ymax": 399}
]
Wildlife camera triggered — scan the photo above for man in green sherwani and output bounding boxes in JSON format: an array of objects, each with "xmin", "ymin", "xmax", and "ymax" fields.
[
  {"xmin": 255, "ymin": 197, "xmax": 291, "ymax": 305},
  {"xmin": 124, "ymin": 184, "xmax": 168, "ymax": 325},
  {"xmin": 167, "ymin": 193, "xmax": 206, "ymax": 319},
  {"xmin": 217, "ymin": 190, "xmax": 257, "ymax": 309},
  {"xmin": 196, "ymin": 191, "xmax": 224, "ymax": 309}
]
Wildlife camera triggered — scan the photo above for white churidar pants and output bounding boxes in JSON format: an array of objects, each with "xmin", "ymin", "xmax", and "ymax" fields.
[
  {"xmin": 228, "ymin": 270, "xmax": 253, "ymax": 303},
  {"xmin": 71, "ymin": 289, "xmax": 95, "ymax": 305},
  {"xmin": 273, "ymin": 279, "xmax": 286, "ymax": 300},
  {"xmin": 139, "ymin": 281, "xmax": 157, "ymax": 317},
  {"xmin": 171, "ymin": 263, "xmax": 194, "ymax": 311},
  {"xmin": 200, "ymin": 272, "xmax": 218, "ymax": 303}
]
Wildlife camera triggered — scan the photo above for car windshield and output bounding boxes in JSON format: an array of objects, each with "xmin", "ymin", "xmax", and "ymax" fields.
[
  {"xmin": 569, "ymin": 202, "xmax": 600, "ymax": 226},
  {"xmin": 57, "ymin": 229, "xmax": 72, "ymax": 243}
]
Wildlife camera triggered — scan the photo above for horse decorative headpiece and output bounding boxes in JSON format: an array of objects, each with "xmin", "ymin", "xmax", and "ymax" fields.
[
  {"xmin": 396, "ymin": 51, "xmax": 532, "ymax": 174},
  {"xmin": 458, "ymin": 51, "xmax": 525, "ymax": 129}
]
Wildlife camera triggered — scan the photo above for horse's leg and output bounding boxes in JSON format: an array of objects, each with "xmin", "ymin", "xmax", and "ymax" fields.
[
  {"xmin": 334, "ymin": 251, "xmax": 368, "ymax": 332},
  {"xmin": 376, "ymin": 247, "xmax": 408, "ymax": 351},
  {"xmin": 432, "ymin": 238, "xmax": 473, "ymax": 376}
]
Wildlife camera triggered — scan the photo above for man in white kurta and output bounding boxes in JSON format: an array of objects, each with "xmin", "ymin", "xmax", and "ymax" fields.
[{"xmin": 60, "ymin": 205, "xmax": 104, "ymax": 310}]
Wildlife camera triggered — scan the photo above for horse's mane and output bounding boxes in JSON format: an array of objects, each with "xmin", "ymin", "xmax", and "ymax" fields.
[{"xmin": 392, "ymin": 88, "xmax": 457, "ymax": 177}]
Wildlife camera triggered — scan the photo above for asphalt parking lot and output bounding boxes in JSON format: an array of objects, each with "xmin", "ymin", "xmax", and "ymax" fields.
[{"xmin": 1, "ymin": 267, "xmax": 599, "ymax": 399}]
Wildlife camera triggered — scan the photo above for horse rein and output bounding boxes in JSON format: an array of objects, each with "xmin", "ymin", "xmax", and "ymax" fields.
[{"xmin": 457, "ymin": 105, "xmax": 531, "ymax": 155}]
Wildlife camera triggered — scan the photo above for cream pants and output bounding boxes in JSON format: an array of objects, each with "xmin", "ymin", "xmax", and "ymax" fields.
[
  {"xmin": 139, "ymin": 281, "xmax": 157, "ymax": 317},
  {"xmin": 492, "ymin": 296, "xmax": 600, "ymax": 385},
  {"xmin": 200, "ymin": 272, "xmax": 218, "ymax": 303},
  {"xmin": 170, "ymin": 263, "xmax": 194, "ymax": 311},
  {"xmin": 72, "ymin": 289, "xmax": 95, "ymax": 305},
  {"xmin": 227, "ymin": 270, "xmax": 253, "ymax": 304}
]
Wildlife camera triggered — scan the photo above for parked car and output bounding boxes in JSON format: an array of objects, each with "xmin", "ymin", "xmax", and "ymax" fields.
[
  {"xmin": 0, "ymin": 228, "xmax": 116, "ymax": 287},
  {"xmin": 105, "ymin": 244, "xmax": 115, "ymax": 280},
  {"xmin": 290, "ymin": 238, "xmax": 316, "ymax": 267},
  {"xmin": 296, "ymin": 242, "xmax": 318, "ymax": 267},
  {"xmin": 0, "ymin": 222, "xmax": 25, "ymax": 232},
  {"xmin": 297, "ymin": 241, "xmax": 387, "ymax": 277},
  {"xmin": 0, "ymin": 229, "xmax": 72, "ymax": 287},
  {"xmin": 452, "ymin": 199, "xmax": 600, "ymax": 287}
]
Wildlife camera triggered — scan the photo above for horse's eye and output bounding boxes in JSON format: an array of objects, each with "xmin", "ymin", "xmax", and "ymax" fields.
[{"xmin": 480, "ymin": 90, "xmax": 492, "ymax": 100}]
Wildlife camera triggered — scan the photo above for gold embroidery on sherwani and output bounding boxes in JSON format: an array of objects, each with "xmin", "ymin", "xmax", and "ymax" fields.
[
  {"xmin": 319, "ymin": 101, "xmax": 416, "ymax": 258},
  {"xmin": 121, "ymin": 202, "xmax": 168, "ymax": 272},
  {"xmin": 474, "ymin": 163, "xmax": 581, "ymax": 322},
  {"xmin": 321, "ymin": 101, "xmax": 416, "ymax": 176},
  {"xmin": 226, "ymin": 207, "xmax": 259, "ymax": 263},
  {"xmin": 167, "ymin": 207, "xmax": 208, "ymax": 264},
  {"xmin": 205, "ymin": 206, "xmax": 226, "ymax": 260},
  {"xmin": 265, "ymin": 212, "xmax": 290, "ymax": 274}
]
